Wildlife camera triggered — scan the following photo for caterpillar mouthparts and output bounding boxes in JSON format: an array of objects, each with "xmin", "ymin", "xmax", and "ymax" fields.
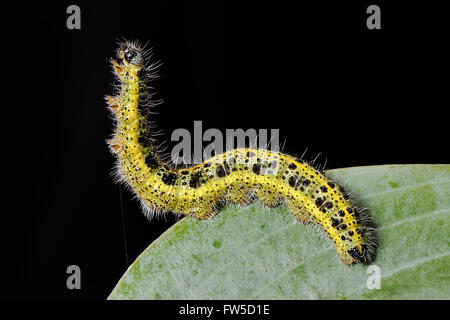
[{"xmin": 106, "ymin": 39, "xmax": 376, "ymax": 265}]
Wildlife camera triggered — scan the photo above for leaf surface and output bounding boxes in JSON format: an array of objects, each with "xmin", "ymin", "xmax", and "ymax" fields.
[{"xmin": 109, "ymin": 165, "xmax": 450, "ymax": 299}]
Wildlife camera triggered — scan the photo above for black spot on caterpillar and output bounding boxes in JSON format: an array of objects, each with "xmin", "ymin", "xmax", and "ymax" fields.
[{"xmin": 105, "ymin": 39, "xmax": 376, "ymax": 264}]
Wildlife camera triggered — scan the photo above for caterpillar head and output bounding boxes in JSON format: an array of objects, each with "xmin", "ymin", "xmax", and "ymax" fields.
[
  {"xmin": 336, "ymin": 242, "xmax": 368, "ymax": 264},
  {"xmin": 337, "ymin": 227, "xmax": 376, "ymax": 264},
  {"xmin": 117, "ymin": 41, "xmax": 144, "ymax": 68},
  {"xmin": 347, "ymin": 243, "xmax": 368, "ymax": 264}
]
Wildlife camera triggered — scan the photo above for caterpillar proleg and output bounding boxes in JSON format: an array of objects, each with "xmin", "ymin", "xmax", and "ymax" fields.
[{"xmin": 105, "ymin": 40, "xmax": 376, "ymax": 264}]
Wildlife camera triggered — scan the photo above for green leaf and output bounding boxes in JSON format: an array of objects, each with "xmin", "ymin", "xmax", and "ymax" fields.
[{"xmin": 108, "ymin": 165, "xmax": 450, "ymax": 300}]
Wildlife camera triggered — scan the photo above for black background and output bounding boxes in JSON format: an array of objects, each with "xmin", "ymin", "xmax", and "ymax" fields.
[{"xmin": 3, "ymin": 1, "xmax": 448, "ymax": 299}]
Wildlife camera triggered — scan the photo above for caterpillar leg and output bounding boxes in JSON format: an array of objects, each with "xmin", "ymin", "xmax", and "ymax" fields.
[
  {"xmin": 186, "ymin": 200, "xmax": 219, "ymax": 220},
  {"xmin": 173, "ymin": 183, "xmax": 219, "ymax": 220},
  {"xmin": 254, "ymin": 188, "xmax": 283, "ymax": 208},
  {"xmin": 228, "ymin": 189, "xmax": 254, "ymax": 207},
  {"xmin": 284, "ymin": 198, "xmax": 311, "ymax": 223},
  {"xmin": 111, "ymin": 59, "xmax": 125, "ymax": 77},
  {"xmin": 106, "ymin": 138, "xmax": 121, "ymax": 153},
  {"xmin": 196, "ymin": 209, "xmax": 218, "ymax": 220},
  {"xmin": 105, "ymin": 95, "xmax": 120, "ymax": 113}
]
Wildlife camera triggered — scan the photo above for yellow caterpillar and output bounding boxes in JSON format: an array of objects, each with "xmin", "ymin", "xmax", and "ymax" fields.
[{"xmin": 106, "ymin": 40, "xmax": 375, "ymax": 265}]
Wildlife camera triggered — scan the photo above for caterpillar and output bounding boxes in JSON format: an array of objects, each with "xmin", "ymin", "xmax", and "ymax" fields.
[{"xmin": 105, "ymin": 40, "xmax": 376, "ymax": 265}]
